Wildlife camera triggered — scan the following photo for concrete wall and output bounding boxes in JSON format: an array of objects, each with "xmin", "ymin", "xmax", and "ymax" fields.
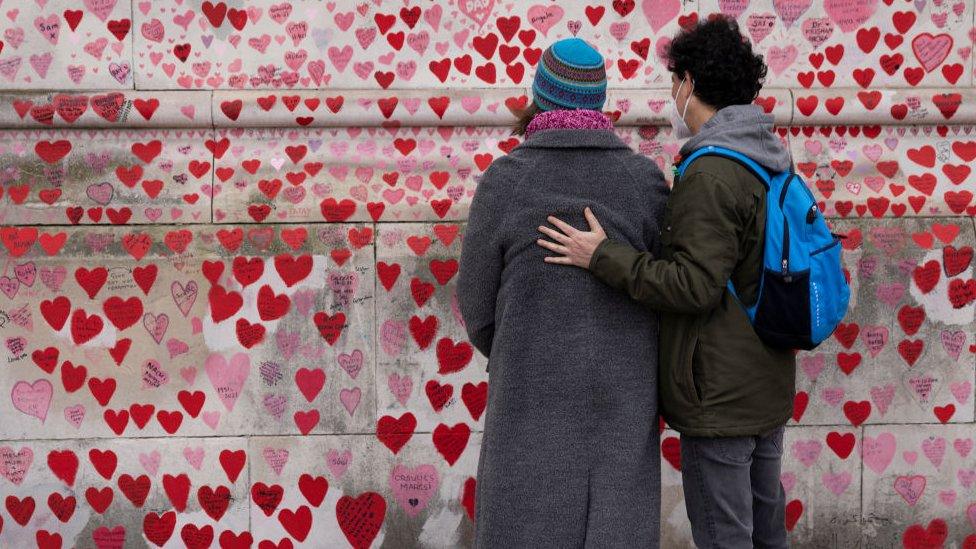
[{"xmin": 0, "ymin": 0, "xmax": 974, "ymax": 547}]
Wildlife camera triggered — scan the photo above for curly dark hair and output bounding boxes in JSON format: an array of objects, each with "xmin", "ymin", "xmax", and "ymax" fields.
[{"xmin": 665, "ymin": 16, "xmax": 767, "ymax": 109}]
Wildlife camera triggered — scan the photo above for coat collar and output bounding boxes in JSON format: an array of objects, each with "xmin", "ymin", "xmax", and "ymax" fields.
[{"xmin": 517, "ymin": 128, "xmax": 631, "ymax": 150}]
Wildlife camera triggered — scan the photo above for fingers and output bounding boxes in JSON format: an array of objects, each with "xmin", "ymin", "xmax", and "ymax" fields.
[
  {"xmin": 583, "ymin": 207, "xmax": 604, "ymax": 233},
  {"xmin": 537, "ymin": 225, "xmax": 571, "ymax": 244},
  {"xmin": 543, "ymin": 255, "xmax": 574, "ymax": 265},
  {"xmin": 536, "ymin": 238, "xmax": 569, "ymax": 255},
  {"xmin": 546, "ymin": 215, "xmax": 577, "ymax": 236}
]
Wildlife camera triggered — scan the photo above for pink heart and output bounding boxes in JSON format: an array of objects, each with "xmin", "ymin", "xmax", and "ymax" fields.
[
  {"xmin": 390, "ymin": 464, "xmax": 439, "ymax": 517},
  {"xmin": 380, "ymin": 320, "xmax": 406, "ymax": 357},
  {"xmin": 139, "ymin": 451, "xmax": 161, "ymax": 475},
  {"xmin": 179, "ymin": 367, "xmax": 196, "ymax": 385},
  {"xmin": 922, "ymin": 437, "xmax": 947, "ymax": 469},
  {"xmin": 340, "ymin": 387, "xmax": 361, "ymax": 416},
  {"xmin": 0, "ymin": 446, "xmax": 33, "ymax": 485},
  {"xmin": 338, "ymin": 350, "xmax": 364, "ymax": 379},
  {"xmin": 388, "ymin": 373, "xmax": 412, "ymax": 406},
  {"xmin": 893, "ymin": 475, "xmax": 926, "ymax": 506},
  {"xmin": 64, "ymin": 404, "xmax": 85, "ymax": 429},
  {"xmin": 642, "ymin": 0, "xmax": 680, "ymax": 32},
  {"xmin": 11, "ymin": 379, "xmax": 52, "ymax": 422},
  {"xmin": 790, "ymin": 440, "xmax": 822, "ymax": 468},
  {"xmin": 822, "ymin": 471, "xmax": 851, "ymax": 496},
  {"xmin": 202, "ymin": 411, "xmax": 220, "ymax": 430},
  {"xmin": 527, "ymin": 4, "xmax": 564, "ymax": 36},
  {"xmin": 327, "ymin": 448, "xmax": 352, "ymax": 479},
  {"xmin": 205, "ymin": 352, "xmax": 250, "ymax": 412},
  {"xmin": 861, "ymin": 432, "xmax": 896, "ymax": 475},
  {"xmin": 183, "ymin": 446, "xmax": 204, "ymax": 469},
  {"xmin": 262, "ymin": 447, "xmax": 289, "ymax": 476},
  {"xmin": 143, "ymin": 312, "xmax": 169, "ymax": 343}
]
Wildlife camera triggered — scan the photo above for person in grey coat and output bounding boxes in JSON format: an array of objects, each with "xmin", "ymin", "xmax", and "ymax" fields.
[{"xmin": 457, "ymin": 38, "xmax": 669, "ymax": 548}]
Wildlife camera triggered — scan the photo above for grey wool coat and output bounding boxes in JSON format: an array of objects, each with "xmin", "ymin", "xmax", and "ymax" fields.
[{"xmin": 458, "ymin": 128, "xmax": 670, "ymax": 548}]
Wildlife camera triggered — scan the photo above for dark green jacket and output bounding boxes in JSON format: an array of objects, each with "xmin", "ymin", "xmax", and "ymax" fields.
[{"xmin": 589, "ymin": 105, "xmax": 797, "ymax": 437}]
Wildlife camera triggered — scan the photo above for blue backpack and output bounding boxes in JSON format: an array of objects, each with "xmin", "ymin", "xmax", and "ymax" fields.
[{"xmin": 677, "ymin": 145, "xmax": 850, "ymax": 350}]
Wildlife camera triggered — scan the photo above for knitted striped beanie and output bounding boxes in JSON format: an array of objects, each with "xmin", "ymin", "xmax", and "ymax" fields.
[{"xmin": 532, "ymin": 38, "xmax": 607, "ymax": 111}]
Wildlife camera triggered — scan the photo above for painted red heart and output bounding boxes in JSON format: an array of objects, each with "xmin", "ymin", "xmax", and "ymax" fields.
[
  {"xmin": 843, "ymin": 400, "xmax": 871, "ymax": 427},
  {"xmin": 461, "ymin": 477, "xmax": 477, "ymax": 521},
  {"xmin": 180, "ymin": 523, "xmax": 214, "ymax": 549},
  {"xmin": 142, "ymin": 510, "xmax": 176, "ymax": 546},
  {"xmin": 198, "ymin": 485, "xmax": 230, "ymax": 521},
  {"xmin": 897, "ymin": 340, "xmax": 923, "ymax": 367},
  {"xmin": 219, "ymin": 450, "xmax": 246, "ymax": 484},
  {"xmin": 218, "ymin": 530, "xmax": 253, "ymax": 549},
  {"xmin": 944, "ymin": 246, "xmax": 973, "ymax": 277},
  {"xmin": 897, "ymin": 306, "xmax": 925, "ymax": 336},
  {"xmin": 278, "ymin": 505, "xmax": 312, "ymax": 542},
  {"xmin": 295, "ymin": 368, "xmax": 326, "ymax": 402},
  {"xmin": 156, "ymin": 409, "xmax": 184, "ymax": 434},
  {"xmin": 103, "ymin": 409, "xmax": 129, "ymax": 435},
  {"xmin": 32, "ymin": 347, "xmax": 60, "ymax": 374},
  {"xmin": 235, "ymin": 318, "xmax": 266, "ymax": 349},
  {"xmin": 425, "ymin": 380, "xmax": 453, "ymax": 413},
  {"xmin": 6, "ymin": 495, "xmax": 35, "ymax": 526},
  {"xmin": 84, "ymin": 486, "xmax": 113, "ymax": 514},
  {"xmin": 88, "ymin": 449, "xmax": 117, "ymax": 480},
  {"xmin": 274, "ymin": 254, "xmax": 312, "ymax": 287},
  {"xmin": 410, "ymin": 277, "xmax": 435, "ymax": 307},
  {"xmin": 209, "ymin": 285, "xmax": 244, "ymax": 323},
  {"xmin": 47, "ymin": 450, "xmax": 79, "ymax": 487},
  {"xmin": 661, "ymin": 436, "xmax": 681, "ymax": 471},
  {"xmin": 377, "ymin": 262, "xmax": 401, "ymax": 291},
  {"xmin": 825, "ymin": 432, "xmax": 855, "ymax": 459},
  {"xmin": 436, "ymin": 338, "xmax": 473, "ymax": 374},
  {"xmin": 903, "ymin": 518, "xmax": 948, "ymax": 549},
  {"xmin": 35, "ymin": 140, "xmax": 72, "ymax": 163},
  {"xmin": 409, "ymin": 315, "xmax": 439, "ymax": 350},
  {"xmin": 376, "ymin": 413, "xmax": 417, "ymax": 454},
  {"xmin": 934, "ymin": 404, "xmax": 956, "ymax": 423},
  {"xmin": 40, "ymin": 296, "xmax": 71, "ymax": 331},
  {"xmin": 251, "ymin": 482, "xmax": 283, "ymax": 518},
  {"xmin": 336, "ymin": 492, "xmax": 386, "ymax": 549},
  {"xmin": 118, "ymin": 474, "xmax": 151, "ymax": 507},
  {"xmin": 162, "ymin": 473, "xmax": 191, "ymax": 512},
  {"xmin": 176, "ymin": 390, "xmax": 205, "ymax": 418},
  {"xmin": 298, "ymin": 474, "xmax": 329, "ymax": 507},
  {"xmin": 320, "ymin": 198, "xmax": 357, "ymax": 222},
  {"xmin": 461, "ymin": 381, "xmax": 488, "ymax": 421},
  {"xmin": 102, "ymin": 296, "xmax": 143, "ymax": 331},
  {"xmin": 309, "ymin": 307, "xmax": 344, "ymax": 343},
  {"xmin": 47, "ymin": 493, "xmax": 76, "ymax": 523},
  {"xmin": 785, "ymin": 499, "xmax": 803, "ymax": 531},
  {"xmin": 912, "ymin": 261, "xmax": 941, "ymax": 294}
]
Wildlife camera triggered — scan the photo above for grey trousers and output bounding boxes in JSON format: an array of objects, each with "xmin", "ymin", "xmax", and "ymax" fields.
[{"xmin": 679, "ymin": 426, "xmax": 789, "ymax": 549}]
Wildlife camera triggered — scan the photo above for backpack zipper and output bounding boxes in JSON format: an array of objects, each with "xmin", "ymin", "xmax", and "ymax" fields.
[{"xmin": 781, "ymin": 175, "xmax": 796, "ymax": 281}]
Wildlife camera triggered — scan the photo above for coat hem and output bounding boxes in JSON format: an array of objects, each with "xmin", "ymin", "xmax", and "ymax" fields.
[{"xmin": 664, "ymin": 408, "xmax": 793, "ymax": 438}]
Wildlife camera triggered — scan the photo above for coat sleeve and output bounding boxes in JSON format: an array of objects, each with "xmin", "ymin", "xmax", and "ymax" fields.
[
  {"xmin": 644, "ymin": 172, "xmax": 671, "ymax": 259},
  {"xmin": 589, "ymin": 170, "xmax": 745, "ymax": 314},
  {"xmin": 457, "ymin": 162, "xmax": 510, "ymax": 359}
]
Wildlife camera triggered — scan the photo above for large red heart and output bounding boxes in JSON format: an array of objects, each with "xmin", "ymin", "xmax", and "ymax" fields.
[{"xmin": 336, "ymin": 492, "xmax": 386, "ymax": 549}]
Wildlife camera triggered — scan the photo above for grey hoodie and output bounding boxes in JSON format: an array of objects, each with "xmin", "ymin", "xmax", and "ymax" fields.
[{"xmin": 679, "ymin": 104, "xmax": 793, "ymax": 172}]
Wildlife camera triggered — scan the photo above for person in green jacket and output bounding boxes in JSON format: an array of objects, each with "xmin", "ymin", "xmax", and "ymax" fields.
[{"xmin": 535, "ymin": 17, "xmax": 795, "ymax": 549}]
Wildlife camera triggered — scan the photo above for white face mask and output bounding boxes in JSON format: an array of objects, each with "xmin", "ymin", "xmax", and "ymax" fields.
[{"xmin": 668, "ymin": 78, "xmax": 694, "ymax": 139}]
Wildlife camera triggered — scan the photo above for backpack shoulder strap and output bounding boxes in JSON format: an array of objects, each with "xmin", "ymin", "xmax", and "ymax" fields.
[
  {"xmin": 677, "ymin": 145, "xmax": 773, "ymax": 315},
  {"xmin": 677, "ymin": 145, "xmax": 772, "ymax": 189}
]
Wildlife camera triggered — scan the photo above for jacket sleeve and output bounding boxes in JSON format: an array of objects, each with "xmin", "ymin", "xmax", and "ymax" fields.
[
  {"xmin": 644, "ymin": 172, "xmax": 671, "ymax": 259},
  {"xmin": 457, "ymin": 163, "xmax": 510, "ymax": 358},
  {"xmin": 589, "ymin": 170, "xmax": 745, "ymax": 314}
]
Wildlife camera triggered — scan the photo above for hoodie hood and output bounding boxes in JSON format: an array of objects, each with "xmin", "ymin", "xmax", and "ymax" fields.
[{"xmin": 679, "ymin": 104, "xmax": 792, "ymax": 172}]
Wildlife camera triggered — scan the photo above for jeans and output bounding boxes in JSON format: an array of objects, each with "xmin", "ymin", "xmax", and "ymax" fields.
[{"xmin": 679, "ymin": 425, "xmax": 789, "ymax": 549}]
